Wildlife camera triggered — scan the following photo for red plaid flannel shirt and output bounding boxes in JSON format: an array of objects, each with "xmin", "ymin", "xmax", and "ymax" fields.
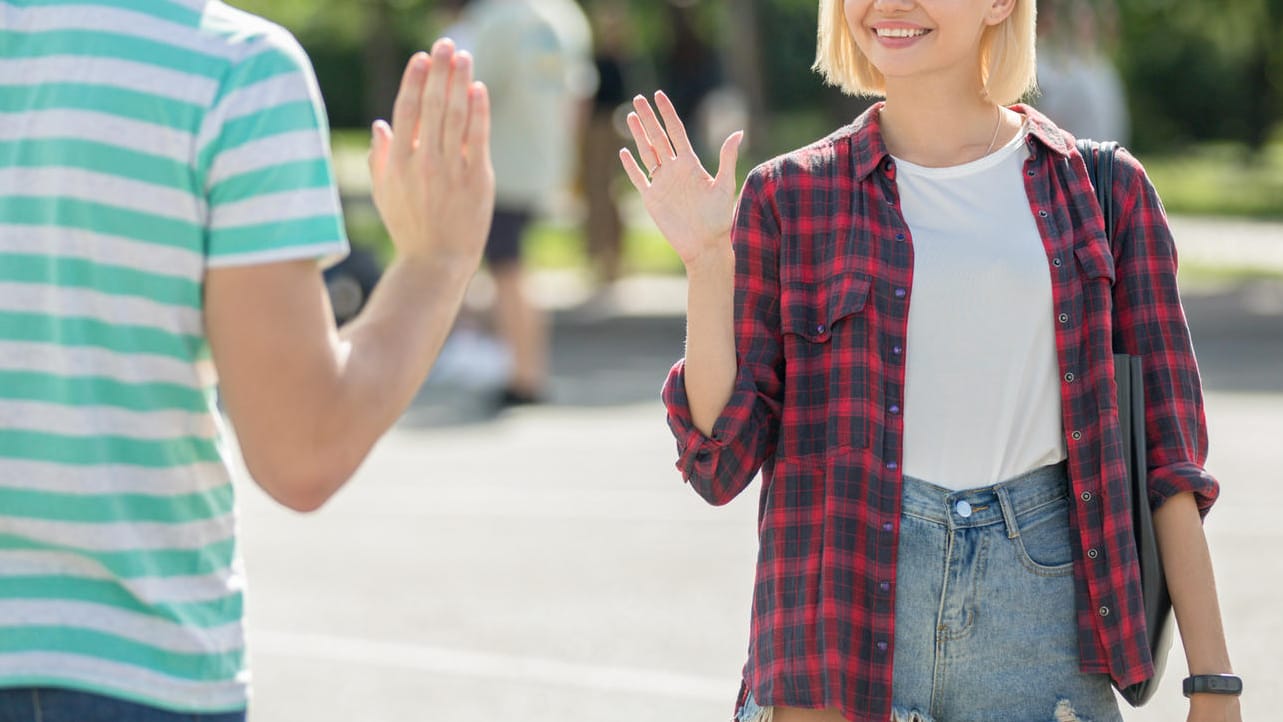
[{"xmin": 662, "ymin": 104, "xmax": 1220, "ymax": 722}]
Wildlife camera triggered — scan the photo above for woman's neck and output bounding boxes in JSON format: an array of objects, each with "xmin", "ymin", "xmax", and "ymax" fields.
[{"xmin": 878, "ymin": 78, "xmax": 1023, "ymax": 168}]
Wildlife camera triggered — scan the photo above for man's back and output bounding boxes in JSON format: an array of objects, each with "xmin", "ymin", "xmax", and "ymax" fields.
[{"xmin": 0, "ymin": 0, "xmax": 345, "ymax": 712}]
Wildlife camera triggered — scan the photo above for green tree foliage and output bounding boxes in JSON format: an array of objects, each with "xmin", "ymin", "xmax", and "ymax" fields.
[
  {"xmin": 1113, "ymin": 0, "xmax": 1281, "ymax": 149},
  {"xmin": 229, "ymin": 0, "xmax": 1278, "ymax": 150}
]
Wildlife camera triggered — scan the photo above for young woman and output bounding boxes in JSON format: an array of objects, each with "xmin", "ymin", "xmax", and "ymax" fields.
[{"xmin": 619, "ymin": 1, "xmax": 1241, "ymax": 721}]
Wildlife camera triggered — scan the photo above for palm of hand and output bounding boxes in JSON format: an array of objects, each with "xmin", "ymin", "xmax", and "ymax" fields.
[{"xmin": 620, "ymin": 91, "xmax": 744, "ymax": 266}]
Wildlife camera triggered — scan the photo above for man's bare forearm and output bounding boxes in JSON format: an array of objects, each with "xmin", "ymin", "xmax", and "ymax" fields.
[{"xmin": 315, "ymin": 255, "xmax": 477, "ymax": 472}]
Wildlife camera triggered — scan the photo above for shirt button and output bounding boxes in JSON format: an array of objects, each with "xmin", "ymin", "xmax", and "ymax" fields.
[
  {"xmin": 816, "ymin": 323, "xmax": 826, "ymax": 335},
  {"xmin": 1026, "ymin": 169, "xmax": 1036, "ymax": 177},
  {"xmin": 955, "ymin": 500, "xmax": 973, "ymax": 517},
  {"xmin": 889, "ymin": 405, "xmax": 900, "ymax": 414},
  {"xmin": 895, "ymin": 233, "xmax": 905, "ymax": 242},
  {"xmin": 879, "ymin": 581, "xmax": 891, "ymax": 592},
  {"xmin": 1064, "ymin": 372, "xmax": 1075, "ymax": 383},
  {"xmin": 883, "ymin": 522, "xmax": 894, "ymax": 532},
  {"xmin": 895, "ymin": 288, "xmax": 906, "ymax": 298},
  {"xmin": 876, "ymin": 640, "xmax": 889, "ymax": 652},
  {"xmin": 1038, "ymin": 210, "xmax": 1049, "ymax": 218},
  {"xmin": 1087, "ymin": 548, "xmax": 1099, "ymax": 559},
  {"xmin": 1071, "ymin": 430, "xmax": 1082, "ymax": 441},
  {"xmin": 1058, "ymin": 313, "xmax": 1069, "ymax": 323},
  {"xmin": 893, "ymin": 345, "xmax": 903, "ymax": 355},
  {"xmin": 1052, "ymin": 257, "xmax": 1063, "ymax": 267},
  {"xmin": 1081, "ymin": 491, "xmax": 1093, "ymax": 502},
  {"xmin": 884, "ymin": 159, "xmax": 894, "ymax": 171},
  {"xmin": 1098, "ymin": 606, "xmax": 1111, "ymax": 617},
  {"xmin": 887, "ymin": 461, "xmax": 898, "ymax": 471}
]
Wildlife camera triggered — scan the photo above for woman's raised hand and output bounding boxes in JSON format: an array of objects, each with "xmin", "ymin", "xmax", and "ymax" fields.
[{"xmin": 619, "ymin": 91, "xmax": 744, "ymax": 267}]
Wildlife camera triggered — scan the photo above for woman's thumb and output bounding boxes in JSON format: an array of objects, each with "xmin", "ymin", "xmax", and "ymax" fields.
[{"xmin": 714, "ymin": 130, "xmax": 745, "ymax": 190}]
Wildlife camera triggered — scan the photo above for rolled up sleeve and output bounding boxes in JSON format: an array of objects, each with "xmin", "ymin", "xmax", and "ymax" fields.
[
  {"xmin": 1110, "ymin": 149, "xmax": 1220, "ymax": 515},
  {"xmin": 661, "ymin": 165, "xmax": 785, "ymax": 506}
]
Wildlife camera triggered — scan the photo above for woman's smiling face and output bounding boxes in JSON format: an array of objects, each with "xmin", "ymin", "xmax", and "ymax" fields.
[{"xmin": 844, "ymin": 0, "xmax": 1015, "ymax": 87}]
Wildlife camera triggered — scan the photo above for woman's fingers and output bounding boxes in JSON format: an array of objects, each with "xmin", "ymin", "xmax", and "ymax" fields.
[
  {"xmin": 618, "ymin": 148, "xmax": 649, "ymax": 192},
  {"xmin": 632, "ymin": 95, "xmax": 676, "ymax": 162},
  {"xmin": 654, "ymin": 91, "xmax": 694, "ymax": 157},
  {"xmin": 625, "ymin": 111, "xmax": 661, "ymax": 174}
]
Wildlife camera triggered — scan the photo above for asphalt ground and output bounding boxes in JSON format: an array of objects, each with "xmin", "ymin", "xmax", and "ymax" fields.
[{"xmin": 236, "ymin": 225, "xmax": 1283, "ymax": 722}]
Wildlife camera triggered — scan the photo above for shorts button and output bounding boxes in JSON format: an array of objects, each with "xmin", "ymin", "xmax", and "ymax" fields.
[{"xmin": 955, "ymin": 500, "xmax": 973, "ymax": 518}]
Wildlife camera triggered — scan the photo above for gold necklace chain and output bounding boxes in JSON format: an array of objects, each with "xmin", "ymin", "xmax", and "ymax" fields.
[{"xmin": 984, "ymin": 105, "xmax": 1004, "ymax": 155}]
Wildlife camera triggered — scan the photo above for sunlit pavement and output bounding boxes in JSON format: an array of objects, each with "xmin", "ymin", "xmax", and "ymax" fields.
[{"xmin": 238, "ymin": 222, "xmax": 1282, "ymax": 722}]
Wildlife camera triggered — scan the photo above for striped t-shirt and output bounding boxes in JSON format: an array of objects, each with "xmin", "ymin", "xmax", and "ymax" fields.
[{"xmin": 0, "ymin": 0, "xmax": 347, "ymax": 712}]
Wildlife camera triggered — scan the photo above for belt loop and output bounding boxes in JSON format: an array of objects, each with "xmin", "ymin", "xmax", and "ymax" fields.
[{"xmin": 996, "ymin": 485, "xmax": 1020, "ymax": 539}]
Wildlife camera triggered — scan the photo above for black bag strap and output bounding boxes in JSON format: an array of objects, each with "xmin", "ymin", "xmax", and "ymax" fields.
[{"xmin": 1075, "ymin": 138, "xmax": 1119, "ymax": 246}]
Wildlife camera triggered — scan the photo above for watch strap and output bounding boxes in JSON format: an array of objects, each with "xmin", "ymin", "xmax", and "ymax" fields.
[{"xmin": 1182, "ymin": 674, "xmax": 1243, "ymax": 697}]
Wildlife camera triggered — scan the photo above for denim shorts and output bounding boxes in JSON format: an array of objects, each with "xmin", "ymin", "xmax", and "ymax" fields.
[
  {"xmin": 736, "ymin": 462, "xmax": 1123, "ymax": 722},
  {"xmin": 0, "ymin": 687, "xmax": 246, "ymax": 722}
]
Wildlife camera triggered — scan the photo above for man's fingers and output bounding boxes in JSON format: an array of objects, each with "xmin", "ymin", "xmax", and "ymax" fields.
[
  {"xmin": 391, "ymin": 52, "xmax": 428, "ymax": 157},
  {"xmin": 421, "ymin": 38, "xmax": 455, "ymax": 156},
  {"xmin": 442, "ymin": 50, "xmax": 473, "ymax": 154},
  {"xmin": 654, "ymin": 91, "xmax": 694, "ymax": 157},
  {"xmin": 625, "ymin": 112, "xmax": 661, "ymax": 173},
  {"xmin": 619, "ymin": 149, "xmax": 649, "ymax": 192},
  {"xmin": 714, "ymin": 130, "xmax": 745, "ymax": 190},
  {"xmin": 368, "ymin": 120, "xmax": 392, "ymax": 183},
  {"xmin": 465, "ymin": 81, "xmax": 491, "ymax": 168},
  {"xmin": 632, "ymin": 94, "xmax": 675, "ymax": 161}
]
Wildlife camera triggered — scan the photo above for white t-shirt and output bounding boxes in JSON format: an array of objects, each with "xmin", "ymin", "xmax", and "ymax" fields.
[
  {"xmin": 896, "ymin": 123, "xmax": 1068, "ymax": 489},
  {"xmin": 453, "ymin": 0, "xmax": 595, "ymax": 209}
]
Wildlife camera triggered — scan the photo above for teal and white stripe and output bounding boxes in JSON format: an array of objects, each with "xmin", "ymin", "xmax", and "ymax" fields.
[{"xmin": 1, "ymin": 0, "xmax": 347, "ymax": 712}]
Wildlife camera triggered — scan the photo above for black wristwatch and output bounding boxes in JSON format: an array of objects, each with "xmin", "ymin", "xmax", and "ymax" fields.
[{"xmin": 1182, "ymin": 674, "xmax": 1243, "ymax": 697}]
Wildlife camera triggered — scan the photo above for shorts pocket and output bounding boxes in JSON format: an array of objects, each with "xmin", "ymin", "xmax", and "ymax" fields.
[{"xmin": 1012, "ymin": 497, "xmax": 1075, "ymax": 575}]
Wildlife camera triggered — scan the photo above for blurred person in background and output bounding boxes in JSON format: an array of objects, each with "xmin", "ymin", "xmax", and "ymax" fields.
[
  {"xmin": 0, "ymin": 8, "xmax": 492, "ymax": 718},
  {"xmin": 1035, "ymin": 0, "xmax": 1130, "ymax": 144},
  {"xmin": 451, "ymin": 0, "xmax": 595, "ymax": 408},
  {"xmin": 580, "ymin": 1, "xmax": 634, "ymax": 288},
  {"xmin": 621, "ymin": 0, "xmax": 1238, "ymax": 721},
  {"xmin": 659, "ymin": 0, "xmax": 724, "ymax": 159}
]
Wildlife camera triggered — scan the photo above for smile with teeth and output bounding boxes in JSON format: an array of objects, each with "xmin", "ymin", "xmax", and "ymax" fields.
[{"xmin": 876, "ymin": 27, "xmax": 930, "ymax": 38}]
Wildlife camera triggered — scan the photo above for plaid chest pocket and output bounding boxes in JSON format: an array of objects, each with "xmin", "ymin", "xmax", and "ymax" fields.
[
  {"xmin": 1071, "ymin": 235, "xmax": 1118, "ymax": 385},
  {"xmin": 779, "ymin": 273, "xmax": 873, "ymax": 457}
]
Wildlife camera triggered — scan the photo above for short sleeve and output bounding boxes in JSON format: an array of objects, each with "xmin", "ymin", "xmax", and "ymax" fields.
[{"xmin": 197, "ymin": 28, "xmax": 347, "ymax": 268}]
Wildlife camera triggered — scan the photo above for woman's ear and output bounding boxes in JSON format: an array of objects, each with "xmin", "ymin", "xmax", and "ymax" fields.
[{"xmin": 984, "ymin": 0, "xmax": 1019, "ymax": 26}]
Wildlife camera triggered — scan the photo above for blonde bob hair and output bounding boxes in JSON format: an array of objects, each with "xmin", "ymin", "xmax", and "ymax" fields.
[{"xmin": 813, "ymin": 0, "xmax": 1037, "ymax": 105}]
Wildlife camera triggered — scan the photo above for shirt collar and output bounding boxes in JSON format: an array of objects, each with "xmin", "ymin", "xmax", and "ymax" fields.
[{"xmin": 847, "ymin": 101, "xmax": 1073, "ymax": 181}]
